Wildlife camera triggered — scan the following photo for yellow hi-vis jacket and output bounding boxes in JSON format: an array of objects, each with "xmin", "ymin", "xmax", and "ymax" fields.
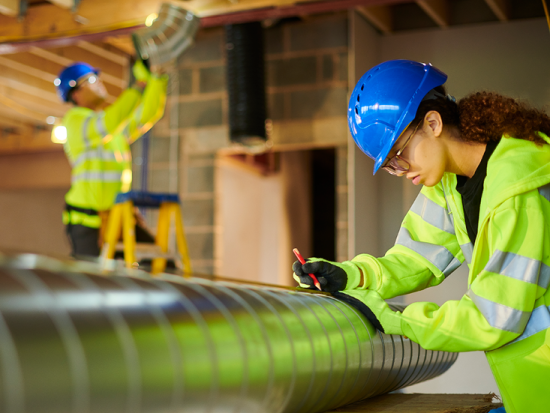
[
  {"xmin": 62, "ymin": 73, "xmax": 168, "ymax": 228},
  {"xmin": 341, "ymin": 136, "xmax": 550, "ymax": 413}
]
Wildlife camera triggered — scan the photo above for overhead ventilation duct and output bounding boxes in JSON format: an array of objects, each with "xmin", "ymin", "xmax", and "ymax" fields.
[
  {"xmin": 225, "ymin": 22, "xmax": 268, "ymax": 151},
  {"xmin": 0, "ymin": 254, "xmax": 458, "ymax": 413},
  {"xmin": 132, "ymin": 3, "xmax": 200, "ymax": 68}
]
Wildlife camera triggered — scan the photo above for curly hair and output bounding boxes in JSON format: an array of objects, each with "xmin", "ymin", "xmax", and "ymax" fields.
[{"xmin": 411, "ymin": 85, "xmax": 550, "ymax": 145}]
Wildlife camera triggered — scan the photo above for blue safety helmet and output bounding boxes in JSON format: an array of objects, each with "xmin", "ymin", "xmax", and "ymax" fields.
[
  {"xmin": 54, "ymin": 62, "xmax": 100, "ymax": 102},
  {"xmin": 348, "ymin": 60, "xmax": 448, "ymax": 174}
]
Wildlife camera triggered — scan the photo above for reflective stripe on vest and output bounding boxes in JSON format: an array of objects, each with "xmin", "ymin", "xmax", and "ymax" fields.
[
  {"xmin": 460, "ymin": 242, "xmax": 474, "ymax": 265},
  {"xmin": 507, "ymin": 304, "xmax": 550, "ymax": 345},
  {"xmin": 485, "ymin": 249, "xmax": 550, "ymax": 287},
  {"xmin": 396, "ymin": 227, "xmax": 461, "ymax": 277},
  {"xmin": 96, "ymin": 112, "xmax": 109, "ymax": 137},
  {"xmin": 82, "ymin": 115, "xmax": 93, "ymax": 148},
  {"xmin": 62, "ymin": 209, "xmax": 101, "ymax": 228},
  {"xmin": 71, "ymin": 171, "xmax": 123, "ymax": 184},
  {"xmin": 467, "ymin": 288, "xmax": 531, "ymax": 334},
  {"xmin": 72, "ymin": 148, "xmax": 118, "ymax": 169},
  {"xmin": 410, "ymin": 193, "xmax": 455, "ymax": 235}
]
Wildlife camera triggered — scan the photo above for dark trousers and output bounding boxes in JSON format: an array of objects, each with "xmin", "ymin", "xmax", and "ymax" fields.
[
  {"xmin": 66, "ymin": 223, "xmax": 101, "ymax": 258},
  {"xmin": 66, "ymin": 221, "xmax": 155, "ymax": 259}
]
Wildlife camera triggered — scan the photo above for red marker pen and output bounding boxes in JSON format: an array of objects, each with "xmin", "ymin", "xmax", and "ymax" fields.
[{"xmin": 293, "ymin": 248, "xmax": 322, "ymax": 291}]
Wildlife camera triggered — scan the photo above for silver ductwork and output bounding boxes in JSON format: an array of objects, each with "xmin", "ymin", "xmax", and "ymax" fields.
[
  {"xmin": 132, "ymin": 3, "xmax": 200, "ymax": 68},
  {"xmin": 0, "ymin": 254, "xmax": 458, "ymax": 413}
]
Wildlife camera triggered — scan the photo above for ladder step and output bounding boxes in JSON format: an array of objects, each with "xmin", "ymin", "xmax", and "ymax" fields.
[{"xmin": 114, "ymin": 242, "xmax": 176, "ymax": 260}]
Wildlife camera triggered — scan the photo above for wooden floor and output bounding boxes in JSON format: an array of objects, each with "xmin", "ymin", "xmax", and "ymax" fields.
[{"xmin": 326, "ymin": 393, "xmax": 503, "ymax": 413}]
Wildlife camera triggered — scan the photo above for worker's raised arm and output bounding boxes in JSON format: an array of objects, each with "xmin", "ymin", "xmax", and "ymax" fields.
[
  {"xmin": 62, "ymin": 89, "xmax": 143, "ymax": 156},
  {"xmin": 101, "ymin": 60, "xmax": 157, "ymax": 140},
  {"xmin": 118, "ymin": 70, "xmax": 169, "ymax": 144}
]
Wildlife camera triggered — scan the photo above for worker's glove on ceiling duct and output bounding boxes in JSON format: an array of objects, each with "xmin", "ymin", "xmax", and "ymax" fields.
[
  {"xmin": 292, "ymin": 258, "xmax": 362, "ymax": 292},
  {"xmin": 132, "ymin": 59, "xmax": 151, "ymax": 83}
]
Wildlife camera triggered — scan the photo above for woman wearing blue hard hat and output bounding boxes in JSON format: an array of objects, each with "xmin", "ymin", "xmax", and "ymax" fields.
[{"xmin": 293, "ymin": 60, "xmax": 550, "ymax": 413}]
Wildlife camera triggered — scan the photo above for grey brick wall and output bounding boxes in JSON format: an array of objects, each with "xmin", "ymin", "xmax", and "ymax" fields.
[{"xmin": 134, "ymin": 13, "xmax": 351, "ymax": 274}]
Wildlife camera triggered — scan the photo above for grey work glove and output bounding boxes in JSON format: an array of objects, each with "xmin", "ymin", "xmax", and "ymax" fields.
[{"xmin": 292, "ymin": 257, "xmax": 362, "ymax": 292}]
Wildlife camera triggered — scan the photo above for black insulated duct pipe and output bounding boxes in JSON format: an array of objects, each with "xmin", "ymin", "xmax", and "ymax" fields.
[{"xmin": 225, "ymin": 22, "xmax": 268, "ymax": 149}]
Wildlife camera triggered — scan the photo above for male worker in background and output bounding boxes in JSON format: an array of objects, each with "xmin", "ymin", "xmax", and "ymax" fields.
[{"xmin": 55, "ymin": 60, "xmax": 168, "ymax": 258}]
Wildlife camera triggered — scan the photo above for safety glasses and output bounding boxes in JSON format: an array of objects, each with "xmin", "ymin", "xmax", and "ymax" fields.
[
  {"xmin": 382, "ymin": 121, "xmax": 421, "ymax": 176},
  {"xmin": 71, "ymin": 73, "xmax": 99, "ymax": 90}
]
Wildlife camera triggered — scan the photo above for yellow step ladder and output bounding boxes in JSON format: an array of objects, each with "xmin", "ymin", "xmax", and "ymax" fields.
[{"xmin": 100, "ymin": 191, "xmax": 192, "ymax": 274}]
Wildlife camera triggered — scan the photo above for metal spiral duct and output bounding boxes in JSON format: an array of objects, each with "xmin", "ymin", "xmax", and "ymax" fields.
[
  {"xmin": 225, "ymin": 22, "xmax": 268, "ymax": 147},
  {"xmin": 132, "ymin": 3, "xmax": 200, "ymax": 68},
  {"xmin": 0, "ymin": 255, "xmax": 458, "ymax": 413}
]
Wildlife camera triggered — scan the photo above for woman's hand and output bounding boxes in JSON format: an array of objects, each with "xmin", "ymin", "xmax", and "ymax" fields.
[{"xmin": 293, "ymin": 258, "xmax": 349, "ymax": 292}]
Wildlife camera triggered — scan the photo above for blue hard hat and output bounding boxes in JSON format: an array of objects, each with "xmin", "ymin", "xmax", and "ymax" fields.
[
  {"xmin": 348, "ymin": 60, "xmax": 448, "ymax": 174},
  {"xmin": 54, "ymin": 62, "xmax": 100, "ymax": 102}
]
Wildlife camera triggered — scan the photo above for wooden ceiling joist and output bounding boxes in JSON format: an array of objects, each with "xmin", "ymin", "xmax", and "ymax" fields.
[
  {"xmin": 484, "ymin": 0, "xmax": 509, "ymax": 22},
  {"xmin": 0, "ymin": 71, "xmax": 59, "ymax": 103},
  {"xmin": 102, "ymin": 36, "xmax": 136, "ymax": 56},
  {"xmin": 356, "ymin": 5, "xmax": 392, "ymax": 34},
  {"xmin": 0, "ymin": 99, "xmax": 54, "ymax": 125},
  {"xmin": 416, "ymin": 0, "xmax": 449, "ymax": 28},
  {"xmin": 0, "ymin": 56, "xmax": 57, "ymax": 83},
  {"xmin": 77, "ymin": 41, "xmax": 128, "ymax": 66},
  {"xmin": 29, "ymin": 47, "xmax": 126, "ymax": 91},
  {"xmin": 48, "ymin": 45, "xmax": 125, "ymax": 76},
  {"xmin": 0, "ymin": 0, "xmax": 160, "ymax": 44},
  {"xmin": 0, "ymin": 0, "xmax": 18, "ymax": 17},
  {"xmin": 46, "ymin": 0, "xmax": 76, "ymax": 9}
]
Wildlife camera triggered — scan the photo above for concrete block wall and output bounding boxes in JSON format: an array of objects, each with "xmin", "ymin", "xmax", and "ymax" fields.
[{"xmin": 134, "ymin": 13, "xmax": 351, "ymax": 274}]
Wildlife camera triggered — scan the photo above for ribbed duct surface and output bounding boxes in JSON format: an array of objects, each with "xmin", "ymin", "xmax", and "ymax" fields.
[
  {"xmin": 0, "ymin": 255, "xmax": 458, "ymax": 413},
  {"xmin": 225, "ymin": 22, "xmax": 268, "ymax": 146},
  {"xmin": 132, "ymin": 3, "xmax": 200, "ymax": 68}
]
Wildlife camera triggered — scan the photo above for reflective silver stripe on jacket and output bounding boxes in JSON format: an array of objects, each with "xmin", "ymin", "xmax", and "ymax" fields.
[
  {"xmin": 135, "ymin": 105, "xmax": 143, "ymax": 127},
  {"xmin": 484, "ymin": 249, "xmax": 550, "ymax": 288},
  {"xmin": 81, "ymin": 115, "xmax": 93, "ymax": 148},
  {"xmin": 95, "ymin": 112, "xmax": 109, "ymax": 137},
  {"xmin": 539, "ymin": 264, "xmax": 550, "ymax": 290},
  {"xmin": 71, "ymin": 172, "xmax": 123, "ymax": 183},
  {"xmin": 72, "ymin": 149, "xmax": 117, "ymax": 169},
  {"xmin": 460, "ymin": 242, "xmax": 473, "ymax": 265},
  {"xmin": 507, "ymin": 304, "xmax": 550, "ymax": 345},
  {"xmin": 410, "ymin": 193, "xmax": 455, "ymax": 235},
  {"xmin": 396, "ymin": 227, "xmax": 461, "ymax": 277},
  {"xmin": 122, "ymin": 124, "xmax": 130, "ymax": 139},
  {"xmin": 467, "ymin": 289, "xmax": 531, "ymax": 334}
]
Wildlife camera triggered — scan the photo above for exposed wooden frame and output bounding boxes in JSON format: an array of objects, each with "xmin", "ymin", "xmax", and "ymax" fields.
[
  {"xmin": 0, "ymin": 0, "xmax": 162, "ymax": 43},
  {"xmin": 77, "ymin": 41, "xmax": 128, "ymax": 66},
  {"xmin": 46, "ymin": 0, "xmax": 76, "ymax": 9},
  {"xmin": 355, "ymin": 5, "xmax": 392, "ymax": 33},
  {"xmin": 416, "ymin": 0, "xmax": 449, "ymax": 28},
  {"xmin": 104, "ymin": 37, "xmax": 135, "ymax": 56},
  {"xmin": 0, "ymin": 0, "xmax": 415, "ymax": 45},
  {"xmin": 0, "ymin": 56, "xmax": 57, "ymax": 83},
  {"xmin": 484, "ymin": 0, "xmax": 509, "ymax": 22},
  {"xmin": 29, "ymin": 47, "xmax": 126, "ymax": 90},
  {"xmin": 0, "ymin": 73, "xmax": 59, "ymax": 103},
  {"xmin": 0, "ymin": 0, "xmax": 19, "ymax": 17},
  {"xmin": 102, "ymin": 36, "xmax": 136, "ymax": 56},
  {"xmin": 200, "ymin": 0, "xmax": 411, "ymax": 27},
  {"xmin": 0, "ymin": 100, "xmax": 53, "ymax": 125}
]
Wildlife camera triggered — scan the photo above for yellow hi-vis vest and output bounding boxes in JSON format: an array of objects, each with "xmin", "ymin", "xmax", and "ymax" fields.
[
  {"xmin": 341, "ymin": 135, "xmax": 550, "ymax": 413},
  {"xmin": 62, "ymin": 74, "xmax": 168, "ymax": 228}
]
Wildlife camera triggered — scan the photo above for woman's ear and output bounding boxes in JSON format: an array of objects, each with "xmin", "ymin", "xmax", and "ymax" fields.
[{"xmin": 424, "ymin": 111, "xmax": 444, "ymax": 138}]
